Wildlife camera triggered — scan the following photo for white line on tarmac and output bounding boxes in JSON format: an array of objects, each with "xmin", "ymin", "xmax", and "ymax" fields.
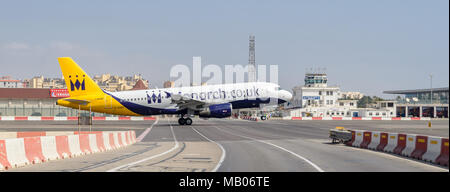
[
  {"xmin": 136, "ymin": 119, "xmax": 159, "ymax": 142},
  {"xmin": 214, "ymin": 126, "xmax": 325, "ymax": 172},
  {"xmin": 191, "ymin": 127, "xmax": 226, "ymax": 172},
  {"xmin": 106, "ymin": 119, "xmax": 178, "ymax": 172}
]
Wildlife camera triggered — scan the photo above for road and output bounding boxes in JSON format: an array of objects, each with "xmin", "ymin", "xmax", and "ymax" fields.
[{"xmin": 1, "ymin": 119, "xmax": 448, "ymax": 172}]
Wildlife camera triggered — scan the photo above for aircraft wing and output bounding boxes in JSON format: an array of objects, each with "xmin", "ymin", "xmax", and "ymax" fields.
[{"xmin": 170, "ymin": 94, "xmax": 206, "ymax": 111}]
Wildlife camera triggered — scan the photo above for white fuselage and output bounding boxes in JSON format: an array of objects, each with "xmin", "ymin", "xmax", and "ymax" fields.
[{"xmin": 107, "ymin": 82, "xmax": 291, "ymax": 115}]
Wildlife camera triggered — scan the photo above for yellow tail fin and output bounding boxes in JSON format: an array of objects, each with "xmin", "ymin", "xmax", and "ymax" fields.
[{"xmin": 58, "ymin": 57, "xmax": 103, "ymax": 97}]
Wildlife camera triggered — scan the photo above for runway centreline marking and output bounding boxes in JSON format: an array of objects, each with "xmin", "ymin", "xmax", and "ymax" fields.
[
  {"xmin": 106, "ymin": 119, "xmax": 179, "ymax": 172},
  {"xmin": 136, "ymin": 119, "xmax": 159, "ymax": 142},
  {"xmin": 191, "ymin": 127, "xmax": 226, "ymax": 172},
  {"xmin": 213, "ymin": 125, "xmax": 325, "ymax": 172}
]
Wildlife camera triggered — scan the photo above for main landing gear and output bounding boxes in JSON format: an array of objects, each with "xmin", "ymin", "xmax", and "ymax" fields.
[{"xmin": 178, "ymin": 117, "xmax": 193, "ymax": 125}]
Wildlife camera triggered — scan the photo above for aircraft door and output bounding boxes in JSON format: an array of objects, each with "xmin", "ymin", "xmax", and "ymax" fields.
[{"xmin": 104, "ymin": 95, "xmax": 113, "ymax": 109}]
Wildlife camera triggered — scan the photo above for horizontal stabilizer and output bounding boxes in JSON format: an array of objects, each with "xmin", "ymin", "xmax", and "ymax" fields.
[{"xmin": 63, "ymin": 98, "xmax": 90, "ymax": 105}]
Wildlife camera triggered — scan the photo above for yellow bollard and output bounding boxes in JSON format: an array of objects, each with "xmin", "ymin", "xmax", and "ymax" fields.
[{"xmin": 428, "ymin": 121, "xmax": 432, "ymax": 128}]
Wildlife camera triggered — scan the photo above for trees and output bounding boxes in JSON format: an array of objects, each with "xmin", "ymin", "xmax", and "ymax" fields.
[{"xmin": 357, "ymin": 96, "xmax": 372, "ymax": 108}]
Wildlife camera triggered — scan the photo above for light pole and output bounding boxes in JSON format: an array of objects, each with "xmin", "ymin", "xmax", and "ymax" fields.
[
  {"xmin": 430, "ymin": 74, "xmax": 433, "ymax": 105},
  {"xmin": 429, "ymin": 74, "xmax": 432, "ymax": 127}
]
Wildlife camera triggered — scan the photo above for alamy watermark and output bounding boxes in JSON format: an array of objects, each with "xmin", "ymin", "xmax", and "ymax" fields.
[{"xmin": 168, "ymin": 56, "xmax": 280, "ymax": 105}]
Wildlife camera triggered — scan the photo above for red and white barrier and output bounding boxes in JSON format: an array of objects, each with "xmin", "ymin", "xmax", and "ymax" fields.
[
  {"xmin": 393, "ymin": 134, "xmax": 407, "ymax": 155},
  {"xmin": 402, "ymin": 134, "xmax": 417, "ymax": 157},
  {"xmin": 40, "ymin": 136, "xmax": 60, "ymax": 161},
  {"xmin": 422, "ymin": 136, "xmax": 443, "ymax": 163},
  {"xmin": 368, "ymin": 131, "xmax": 381, "ymax": 150},
  {"xmin": 291, "ymin": 117, "xmax": 433, "ymax": 120},
  {"xmin": 436, "ymin": 139, "xmax": 449, "ymax": 167},
  {"xmin": 384, "ymin": 133, "xmax": 398, "ymax": 153},
  {"xmin": 241, "ymin": 116, "xmax": 258, "ymax": 121},
  {"xmin": 0, "ymin": 116, "xmax": 156, "ymax": 121},
  {"xmin": 3, "ymin": 138, "xmax": 29, "ymax": 168},
  {"xmin": 410, "ymin": 136, "xmax": 428, "ymax": 160},
  {"xmin": 376, "ymin": 133, "xmax": 389, "ymax": 151},
  {"xmin": 352, "ymin": 130, "xmax": 365, "ymax": 147},
  {"xmin": 360, "ymin": 132, "xmax": 372, "ymax": 149},
  {"xmin": 346, "ymin": 130, "xmax": 449, "ymax": 167},
  {"xmin": 0, "ymin": 130, "xmax": 136, "ymax": 171}
]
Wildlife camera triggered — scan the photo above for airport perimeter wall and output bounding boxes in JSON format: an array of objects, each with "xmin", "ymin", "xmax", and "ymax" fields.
[{"xmin": 0, "ymin": 130, "xmax": 136, "ymax": 171}]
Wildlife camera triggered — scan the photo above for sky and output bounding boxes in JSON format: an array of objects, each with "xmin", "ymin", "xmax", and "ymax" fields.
[{"xmin": 0, "ymin": 0, "xmax": 448, "ymax": 98}]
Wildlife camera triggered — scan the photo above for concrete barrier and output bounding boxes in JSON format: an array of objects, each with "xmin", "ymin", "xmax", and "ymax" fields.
[
  {"xmin": 79, "ymin": 134, "xmax": 92, "ymax": 154},
  {"xmin": 117, "ymin": 132, "xmax": 124, "ymax": 148},
  {"xmin": 109, "ymin": 133, "xmax": 117, "ymax": 149},
  {"xmin": 23, "ymin": 137, "xmax": 45, "ymax": 164},
  {"xmin": 346, "ymin": 130, "xmax": 356, "ymax": 146},
  {"xmin": 346, "ymin": 130, "xmax": 448, "ymax": 167},
  {"xmin": 103, "ymin": 132, "xmax": 113, "ymax": 150},
  {"xmin": 435, "ymin": 138, "xmax": 449, "ymax": 167},
  {"xmin": 368, "ymin": 132, "xmax": 380, "ymax": 150},
  {"xmin": 384, "ymin": 133, "xmax": 398, "ymax": 153},
  {"xmin": 40, "ymin": 136, "xmax": 60, "ymax": 161},
  {"xmin": 352, "ymin": 130, "xmax": 365, "ymax": 148},
  {"xmin": 422, "ymin": 136, "xmax": 443, "ymax": 163},
  {"xmin": 68, "ymin": 135, "xmax": 83, "ymax": 157},
  {"xmin": 95, "ymin": 133, "xmax": 106, "ymax": 152},
  {"xmin": 0, "ymin": 131, "xmax": 136, "ymax": 171},
  {"xmin": 4, "ymin": 138, "xmax": 29, "ymax": 168},
  {"xmin": 55, "ymin": 135, "xmax": 71, "ymax": 159},
  {"xmin": 393, "ymin": 134, "xmax": 407, "ymax": 155},
  {"xmin": 410, "ymin": 136, "xmax": 428, "ymax": 160},
  {"xmin": 402, "ymin": 134, "xmax": 417, "ymax": 157},
  {"xmin": 360, "ymin": 132, "xmax": 372, "ymax": 149},
  {"xmin": 376, "ymin": 133, "xmax": 388, "ymax": 151},
  {"xmin": 88, "ymin": 134, "xmax": 99, "ymax": 153},
  {"xmin": 0, "ymin": 116, "xmax": 156, "ymax": 121}
]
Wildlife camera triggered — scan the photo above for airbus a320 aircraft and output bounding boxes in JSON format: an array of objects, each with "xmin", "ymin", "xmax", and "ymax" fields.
[{"xmin": 56, "ymin": 57, "xmax": 292, "ymax": 125}]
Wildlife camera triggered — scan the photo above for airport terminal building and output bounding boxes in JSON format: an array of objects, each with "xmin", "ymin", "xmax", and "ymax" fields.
[
  {"xmin": 383, "ymin": 87, "xmax": 449, "ymax": 118},
  {"xmin": 288, "ymin": 73, "xmax": 396, "ymax": 118}
]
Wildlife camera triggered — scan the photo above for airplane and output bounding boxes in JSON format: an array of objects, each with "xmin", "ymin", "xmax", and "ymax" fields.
[{"xmin": 56, "ymin": 57, "xmax": 293, "ymax": 125}]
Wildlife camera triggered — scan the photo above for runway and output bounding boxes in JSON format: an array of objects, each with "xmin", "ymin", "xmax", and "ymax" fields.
[{"xmin": 1, "ymin": 119, "xmax": 448, "ymax": 172}]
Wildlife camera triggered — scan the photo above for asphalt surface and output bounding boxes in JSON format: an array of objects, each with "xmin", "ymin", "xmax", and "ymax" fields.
[{"xmin": 0, "ymin": 119, "xmax": 448, "ymax": 172}]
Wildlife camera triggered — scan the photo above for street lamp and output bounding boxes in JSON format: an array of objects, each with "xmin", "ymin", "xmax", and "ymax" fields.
[
  {"xmin": 405, "ymin": 98, "xmax": 410, "ymax": 118},
  {"xmin": 429, "ymin": 74, "xmax": 433, "ymax": 127},
  {"xmin": 430, "ymin": 74, "xmax": 433, "ymax": 105}
]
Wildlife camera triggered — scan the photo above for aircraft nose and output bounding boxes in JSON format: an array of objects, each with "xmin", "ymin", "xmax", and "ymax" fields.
[{"xmin": 278, "ymin": 90, "xmax": 292, "ymax": 103}]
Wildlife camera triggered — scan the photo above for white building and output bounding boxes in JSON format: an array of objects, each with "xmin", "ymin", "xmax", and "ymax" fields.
[
  {"xmin": 292, "ymin": 73, "xmax": 344, "ymax": 109},
  {"xmin": 0, "ymin": 76, "xmax": 24, "ymax": 88},
  {"xmin": 288, "ymin": 72, "xmax": 395, "ymax": 118},
  {"xmin": 341, "ymin": 92, "xmax": 364, "ymax": 100}
]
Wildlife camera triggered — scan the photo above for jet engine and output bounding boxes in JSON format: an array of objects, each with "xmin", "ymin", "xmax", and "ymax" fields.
[{"xmin": 198, "ymin": 103, "xmax": 232, "ymax": 118}]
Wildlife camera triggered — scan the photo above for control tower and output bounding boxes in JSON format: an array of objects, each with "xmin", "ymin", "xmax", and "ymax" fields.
[{"xmin": 304, "ymin": 73, "xmax": 328, "ymax": 88}]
